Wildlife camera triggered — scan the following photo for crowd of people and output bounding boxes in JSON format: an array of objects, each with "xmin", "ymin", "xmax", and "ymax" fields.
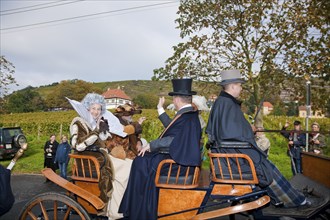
[{"xmin": 28, "ymin": 71, "xmax": 326, "ymax": 219}]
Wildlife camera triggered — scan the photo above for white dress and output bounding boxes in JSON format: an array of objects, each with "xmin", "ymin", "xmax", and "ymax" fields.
[{"xmin": 107, "ymin": 155, "xmax": 132, "ymax": 219}]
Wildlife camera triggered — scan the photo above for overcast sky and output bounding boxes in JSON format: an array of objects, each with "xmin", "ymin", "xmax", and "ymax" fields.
[{"xmin": 0, "ymin": 0, "xmax": 182, "ymax": 92}]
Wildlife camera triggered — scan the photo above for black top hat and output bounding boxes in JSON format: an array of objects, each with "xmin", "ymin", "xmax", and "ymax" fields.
[{"xmin": 168, "ymin": 79, "xmax": 197, "ymax": 96}]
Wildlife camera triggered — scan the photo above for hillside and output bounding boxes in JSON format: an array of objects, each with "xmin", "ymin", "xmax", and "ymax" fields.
[{"xmin": 34, "ymin": 80, "xmax": 220, "ymax": 100}]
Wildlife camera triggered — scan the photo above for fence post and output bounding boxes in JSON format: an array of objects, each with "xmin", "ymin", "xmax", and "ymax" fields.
[
  {"xmin": 59, "ymin": 124, "xmax": 63, "ymax": 139},
  {"xmin": 37, "ymin": 125, "xmax": 41, "ymax": 140}
]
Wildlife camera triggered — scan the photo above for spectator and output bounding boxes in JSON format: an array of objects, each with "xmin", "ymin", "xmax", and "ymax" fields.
[
  {"xmin": 119, "ymin": 78, "xmax": 201, "ymax": 220},
  {"xmin": 206, "ymin": 69, "xmax": 308, "ymax": 208},
  {"xmin": 54, "ymin": 135, "xmax": 71, "ymax": 179},
  {"xmin": 281, "ymin": 120, "xmax": 306, "ymax": 175},
  {"xmin": 309, "ymin": 122, "xmax": 326, "ymax": 155},
  {"xmin": 43, "ymin": 134, "xmax": 59, "ymax": 182}
]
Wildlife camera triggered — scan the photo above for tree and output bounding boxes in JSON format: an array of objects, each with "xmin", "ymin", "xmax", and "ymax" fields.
[
  {"xmin": 5, "ymin": 87, "xmax": 45, "ymax": 113},
  {"xmin": 0, "ymin": 56, "xmax": 18, "ymax": 97},
  {"xmin": 133, "ymin": 93, "xmax": 159, "ymax": 109},
  {"xmin": 0, "ymin": 56, "xmax": 18, "ymax": 113},
  {"xmin": 153, "ymin": 0, "xmax": 329, "ymax": 114},
  {"xmin": 44, "ymin": 80, "xmax": 103, "ymax": 109}
]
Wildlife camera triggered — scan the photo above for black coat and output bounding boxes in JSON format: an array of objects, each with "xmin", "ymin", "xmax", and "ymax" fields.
[
  {"xmin": 206, "ymin": 91, "xmax": 259, "ymax": 149},
  {"xmin": 0, "ymin": 165, "xmax": 14, "ymax": 216},
  {"xmin": 206, "ymin": 91, "xmax": 272, "ymax": 187},
  {"xmin": 119, "ymin": 107, "xmax": 201, "ymax": 219}
]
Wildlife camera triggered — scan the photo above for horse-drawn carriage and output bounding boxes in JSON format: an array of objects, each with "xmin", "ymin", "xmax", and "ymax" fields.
[{"xmin": 17, "ymin": 142, "xmax": 330, "ymax": 220}]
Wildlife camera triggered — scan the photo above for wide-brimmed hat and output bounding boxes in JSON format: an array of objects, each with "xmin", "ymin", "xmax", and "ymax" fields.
[
  {"xmin": 168, "ymin": 78, "xmax": 197, "ymax": 96},
  {"xmin": 114, "ymin": 103, "xmax": 142, "ymax": 116},
  {"xmin": 220, "ymin": 69, "xmax": 245, "ymax": 86},
  {"xmin": 311, "ymin": 121, "xmax": 320, "ymax": 128}
]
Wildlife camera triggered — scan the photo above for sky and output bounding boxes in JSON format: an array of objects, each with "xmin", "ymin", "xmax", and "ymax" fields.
[{"xmin": 0, "ymin": 0, "xmax": 182, "ymax": 93}]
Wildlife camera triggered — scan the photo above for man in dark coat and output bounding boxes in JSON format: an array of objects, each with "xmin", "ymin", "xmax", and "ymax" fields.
[
  {"xmin": 206, "ymin": 69, "xmax": 307, "ymax": 208},
  {"xmin": 43, "ymin": 134, "xmax": 59, "ymax": 174},
  {"xmin": 281, "ymin": 120, "xmax": 306, "ymax": 175},
  {"xmin": 0, "ymin": 164, "xmax": 14, "ymax": 216},
  {"xmin": 119, "ymin": 78, "xmax": 201, "ymax": 220}
]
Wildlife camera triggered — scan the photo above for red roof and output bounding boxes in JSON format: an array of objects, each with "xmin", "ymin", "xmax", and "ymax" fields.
[
  {"xmin": 263, "ymin": 102, "xmax": 273, "ymax": 108},
  {"xmin": 102, "ymin": 88, "xmax": 131, "ymax": 100}
]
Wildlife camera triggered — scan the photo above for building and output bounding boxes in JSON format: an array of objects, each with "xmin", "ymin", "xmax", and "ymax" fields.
[
  {"xmin": 102, "ymin": 87, "xmax": 132, "ymax": 109},
  {"xmin": 262, "ymin": 102, "xmax": 273, "ymax": 115},
  {"xmin": 298, "ymin": 106, "xmax": 325, "ymax": 118}
]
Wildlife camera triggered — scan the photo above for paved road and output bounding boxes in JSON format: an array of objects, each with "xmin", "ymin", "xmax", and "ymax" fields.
[
  {"xmin": 0, "ymin": 174, "xmax": 64, "ymax": 220},
  {"xmin": 0, "ymin": 173, "xmax": 244, "ymax": 220},
  {"xmin": 5, "ymin": 173, "xmax": 327, "ymax": 220}
]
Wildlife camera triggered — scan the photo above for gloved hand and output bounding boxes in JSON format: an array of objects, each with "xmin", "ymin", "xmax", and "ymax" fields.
[
  {"xmin": 76, "ymin": 142, "xmax": 87, "ymax": 151},
  {"xmin": 99, "ymin": 117, "xmax": 109, "ymax": 133}
]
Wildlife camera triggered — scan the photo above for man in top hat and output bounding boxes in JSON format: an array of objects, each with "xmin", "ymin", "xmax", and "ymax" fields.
[
  {"xmin": 281, "ymin": 120, "xmax": 306, "ymax": 175},
  {"xmin": 309, "ymin": 121, "xmax": 326, "ymax": 155},
  {"xmin": 206, "ymin": 70, "xmax": 309, "ymax": 208},
  {"xmin": 119, "ymin": 78, "xmax": 201, "ymax": 220}
]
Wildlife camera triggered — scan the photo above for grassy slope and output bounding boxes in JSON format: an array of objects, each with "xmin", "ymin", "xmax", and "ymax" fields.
[{"xmin": 34, "ymin": 80, "xmax": 220, "ymax": 100}]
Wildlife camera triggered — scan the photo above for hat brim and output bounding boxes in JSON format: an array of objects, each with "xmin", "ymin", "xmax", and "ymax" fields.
[
  {"xmin": 114, "ymin": 109, "xmax": 142, "ymax": 116},
  {"xmin": 220, "ymin": 78, "xmax": 245, "ymax": 86},
  {"xmin": 168, "ymin": 91, "xmax": 197, "ymax": 96}
]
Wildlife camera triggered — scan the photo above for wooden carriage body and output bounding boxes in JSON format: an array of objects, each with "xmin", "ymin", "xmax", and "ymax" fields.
[{"xmin": 22, "ymin": 146, "xmax": 270, "ymax": 220}]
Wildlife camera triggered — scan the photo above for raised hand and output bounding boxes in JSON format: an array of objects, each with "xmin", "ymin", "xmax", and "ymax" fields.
[{"xmin": 157, "ymin": 97, "xmax": 165, "ymax": 109}]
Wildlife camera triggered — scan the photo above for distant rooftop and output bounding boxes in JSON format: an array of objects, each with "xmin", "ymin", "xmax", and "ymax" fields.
[{"xmin": 102, "ymin": 88, "xmax": 131, "ymax": 100}]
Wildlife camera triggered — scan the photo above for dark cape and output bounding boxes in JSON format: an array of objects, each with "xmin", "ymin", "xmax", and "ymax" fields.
[
  {"xmin": 0, "ymin": 165, "xmax": 14, "ymax": 216},
  {"xmin": 119, "ymin": 110, "xmax": 201, "ymax": 220},
  {"xmin": 206, "ymin": 91, "xmax": 273, "ymax": 187}
]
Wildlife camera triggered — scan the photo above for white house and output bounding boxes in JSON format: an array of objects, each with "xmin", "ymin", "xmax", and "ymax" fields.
[
  {"xmin": 102, "ymin": 88, "xmax": 132, "ymax": 109},
  {"xmin": 298, "ymin": 106, "xmax": 325, "ymax": 118},
  {"xmin": 262, "ymin": 102, "xmax": 273, "ymax": 115}
]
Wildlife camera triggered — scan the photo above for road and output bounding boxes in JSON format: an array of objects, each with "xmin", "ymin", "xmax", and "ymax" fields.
[
  {"xmin": 0, "ymin": 174, "xmax": 64, "ymax": 220},
  {"xmin": 0, "ymin": 173, "xmax": 247, "ymax": 220},
  {"xmin": 4, "ymin": 173, "xmax": 327, "ymax": 220}
]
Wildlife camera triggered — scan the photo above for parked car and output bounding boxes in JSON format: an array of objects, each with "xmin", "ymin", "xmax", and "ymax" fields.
[{"xmin": 0, "ymin": 127, "xmax": 27, "ymax": 160}]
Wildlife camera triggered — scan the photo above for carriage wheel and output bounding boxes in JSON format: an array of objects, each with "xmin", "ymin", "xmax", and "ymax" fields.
[{"xmin": 19, "ymin": 192, "xmax": 91, "ymax": 220}]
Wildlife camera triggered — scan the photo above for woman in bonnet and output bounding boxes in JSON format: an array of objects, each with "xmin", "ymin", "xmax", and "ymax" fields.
[{"xmin": 67, "ymin": 93, "xmax": 127, "ymax": 216}]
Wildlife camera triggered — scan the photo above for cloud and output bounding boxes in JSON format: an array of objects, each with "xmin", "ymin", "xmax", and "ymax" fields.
[{"xmin": 1, "ymin": 1, "xmax": 182, "ymax": 91}]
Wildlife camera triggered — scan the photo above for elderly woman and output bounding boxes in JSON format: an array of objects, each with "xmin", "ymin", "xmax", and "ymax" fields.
[
  {"xmin": 68, "ymin": 93, "xmax": 139, "ymax": 219},
  {"xmin": 67, "ymin": 93, "xmax": 127, "ymax": 216}
]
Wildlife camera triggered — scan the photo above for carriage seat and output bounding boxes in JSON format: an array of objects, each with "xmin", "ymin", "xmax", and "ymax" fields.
[
  {"xmin": 70, "ymin": 153, "xmax": 101, "ymax": 182},
  {"xmin": 155, "ymin": 159, "xmax": 200, "ymax": 189},
  {"xmin": 208, "ymin": 151, "xmax": 259, "ymax": 197},
  {"xmin": 209, "ymin": 141, "xmax": 258, "ymax": 184},
  {"xmin": 209, "ymin": 152, "xmax": 258, "ymax": 184},
  {"xmin": 211, "ymin": 141, "xmax": 251, "ymax": 149},
  {"xmin": 158, "ymin": 174, "xmax": 194, "ymax": 185}
]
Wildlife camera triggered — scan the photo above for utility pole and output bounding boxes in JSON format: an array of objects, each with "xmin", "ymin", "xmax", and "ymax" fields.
[{"xmin": 305, "ymin": 80, "xmax": 311, "ymax": 151}]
